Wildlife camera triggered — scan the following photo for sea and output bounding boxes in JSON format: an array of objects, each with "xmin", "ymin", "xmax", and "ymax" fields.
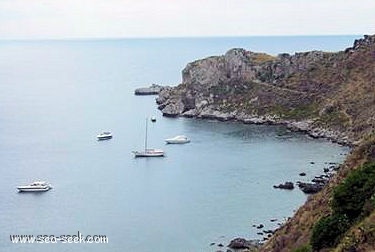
[{"xmin": 0, "ymin": 36, "xmax": 357, "ymax": 252}]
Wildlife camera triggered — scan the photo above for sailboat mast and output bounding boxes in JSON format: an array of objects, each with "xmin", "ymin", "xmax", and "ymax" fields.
[{"xmin": 144, "ymin": 118, "xmax": 148, "ymax": 151}]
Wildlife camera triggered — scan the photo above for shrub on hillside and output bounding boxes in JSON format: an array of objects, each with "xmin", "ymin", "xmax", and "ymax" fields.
[
  {"xmin": 311, "ymin": 163, "xmax": 375, "ymax": 250},
  {"xmin": 332, "ymin": 162, "xmax": 375, "ymax": 220},
  {"xmin": 293, "ymin": 244, "xmax": 312, "ymax": 252},
  {"xmin": 311, "ymin": 214, "xmax": 350, "ymax": 250}
]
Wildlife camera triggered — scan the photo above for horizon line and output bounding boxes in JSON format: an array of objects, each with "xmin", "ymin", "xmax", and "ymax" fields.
[{"xmin": 0, "ymin": 34, "xmax": 364, "ymax": 42}]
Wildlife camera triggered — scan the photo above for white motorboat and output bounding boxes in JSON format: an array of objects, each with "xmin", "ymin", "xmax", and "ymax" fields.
[
  {"xmin": 17, "ymin": 181, "xmax": 52, "ymax": 192},
  {"xmin": 151, "ymin": 116, "xmax": 156, "ymax": 122},
  {"xmin": 165, "ymin": 135, "xmax": 190, "ymax": 144},
  {"xmin": 133, "ymin": 118, "xmax": 164, "ymax": 157},
  {"xmin": 97, "ymin": 132, "xmax": 112, "ymax": 140}
]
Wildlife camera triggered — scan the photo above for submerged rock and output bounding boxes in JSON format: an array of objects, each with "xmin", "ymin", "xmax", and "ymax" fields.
[
  {"xmin": 273, "ymin": 181, "xmax": 294, "ymax": 190},
  {"xmin": 256, "ymin": 224, "xmax": 264, "ymax": 229},
  {"xmin": 228, "ymin": 238, "xmax": 261, "ymax": 250},
  {"xmin": 297, "ymin": 182, "xmax": 324, "ymax": 194}
]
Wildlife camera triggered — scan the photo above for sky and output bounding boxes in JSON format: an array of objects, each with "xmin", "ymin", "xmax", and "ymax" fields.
[{"xmin": 0, "ymin": 0, "xmax": 374, "ymax": 39}]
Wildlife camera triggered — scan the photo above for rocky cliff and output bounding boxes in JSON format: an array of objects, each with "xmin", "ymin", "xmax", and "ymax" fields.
[
  {"xmin": 156, "ymin": 35, "xmax": 375, "ymax": 251},
  {"xmin": 157, "ymin": 35, "xmax": 375, "ymax": 145}
]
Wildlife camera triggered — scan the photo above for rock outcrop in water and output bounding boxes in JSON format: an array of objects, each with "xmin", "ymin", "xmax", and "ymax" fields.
[
  {"xmin": 135, "ymin": 84, "xmax": 164, "ymax": 95},
  {"xmin": 228, "ymin": 238, "xmax": 261, "ymax": 251},
  {"xmin": 156, "ymin": 35, "xmax": 375, "ymax": 251},
  {"xmin": 157, "ymin": 35, "xmax": 375, "ymax": 146}
]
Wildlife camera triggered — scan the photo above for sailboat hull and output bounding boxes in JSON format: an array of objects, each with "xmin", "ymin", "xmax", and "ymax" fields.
[{"xmin": 133, "ymin": 149, "xmax": 165, "ymax": 157}]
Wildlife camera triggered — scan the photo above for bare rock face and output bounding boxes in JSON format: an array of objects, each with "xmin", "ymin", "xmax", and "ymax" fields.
[
  {"xmin": 198, "ymin": 106, "xmax": 235, "ymax": 121},
  {"xmin": 156, "ymin": 87, "xmax": 186, "ymax": 117},
  {"xmin": 158, "ymin": 48, "xmax": 277, "ymax": 117},
  {"xmin": 182, "ymin": 49, "xmax": 255, "ymax": 89},
  {"xmin": 160, "ymin": 101, "xmax": 185, "ymax": 117},
  {"xmin": 176, "ymin": 48, "xmax": 261, "ymax": 117},
  {"xmin": 157, "ymin": 47, "xmax": 331, "ymax": 120}
]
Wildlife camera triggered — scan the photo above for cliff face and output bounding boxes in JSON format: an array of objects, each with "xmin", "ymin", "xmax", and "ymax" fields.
[
  {"xmin": 156, "ymin": 35, "xmax": 375, "ymax": 251},
  {"xmin": 157, "ymin": 35, "xmax": 375, "ymax": 145}
]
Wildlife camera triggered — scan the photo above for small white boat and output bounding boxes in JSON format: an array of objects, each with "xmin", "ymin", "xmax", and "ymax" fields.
[
  {"xmin": 151, "ymin": 116, "xmax": 156, "ymax": 122},
  {"xmin": 17, "ymin": 181, "xmax": 52, "ymax": 192},
  {"xmin": 165, "ymin": 135, "xmax": 190, "ymax": 144},
  {"xmin": 133, "ymin": 149, "xmax": 165, "ymax": 157},
  {"xmin": 97, "ymin": 132, "xmax": 112, "ymax": 140}
]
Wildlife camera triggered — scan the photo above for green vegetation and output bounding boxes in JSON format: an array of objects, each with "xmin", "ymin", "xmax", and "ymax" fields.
[
  {"xmin": 311, "ymin": 214, "xmax": 350, "ymax": 250},
  {"xmin": 332, "ymin": 162, "xmax": 375, "ymax": 220},
  {"xmin": 318, "ymin": 109, "xmax": 351, "ymax": 128},
  {"xmin": 271, "ymin": 103, "xmax": 319, "ymax": 120},
  {"xmin": 292, "ymin": 244, "xmax": 312, "ymax": 252},
  {"xmin": 334, "ymin": 210, "xmax": 375, "ymax": 251},
  {"xmin": 251, "ymin": 53, "xmax": 276, "ymax": 64},
  {"xmin": 285, "ymin": 104, "xmax": 319, "ymax": 119},
  {"xmin": 310, "ymin": 162, "xmax": 375, "ymax": 250}
]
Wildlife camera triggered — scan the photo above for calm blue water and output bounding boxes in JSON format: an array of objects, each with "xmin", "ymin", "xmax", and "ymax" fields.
[{"xmin": 0, "ymin": 36, "xmax": 355, "ymax": 252}]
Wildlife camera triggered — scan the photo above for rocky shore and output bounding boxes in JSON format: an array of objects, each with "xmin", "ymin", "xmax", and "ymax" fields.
[
  {"xmin": 156, "ymin": 98, "xmax": 352, "ymax": 145},
  {"xmin": 274, "ymin": 162, "xmax": 341, "ymax": 194}
]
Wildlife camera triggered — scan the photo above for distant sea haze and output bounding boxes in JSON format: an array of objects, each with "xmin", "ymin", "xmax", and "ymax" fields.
[{"xmin": 0, "ymin": 36, "xmax": 353, "ymax": 252}]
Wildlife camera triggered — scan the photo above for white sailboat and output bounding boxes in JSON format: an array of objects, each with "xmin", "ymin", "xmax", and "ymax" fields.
[{"xmin": 133, "ymin": 118, "xmax": 164, "ymax": 157}]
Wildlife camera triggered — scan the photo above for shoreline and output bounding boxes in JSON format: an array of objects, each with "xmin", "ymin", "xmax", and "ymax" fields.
[{"xmin": 161, "ymin": 108, "xmax": 353, "ymax": 147}]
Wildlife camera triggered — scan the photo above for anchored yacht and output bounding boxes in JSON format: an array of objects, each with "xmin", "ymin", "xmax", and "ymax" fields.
[
  {"xmin": 17, "ymin": 181, "xmax": 52, "ymax": 192},
  {"xmin": 97, "ymin": 132, "xmax": 112, "ymax": 140}
]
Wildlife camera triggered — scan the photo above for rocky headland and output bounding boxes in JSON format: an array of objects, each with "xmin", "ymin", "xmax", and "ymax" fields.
[
  {"xmin": 156, "ymin": 35, "xmax": 375, "ymax": 251},
  {"xmin": 157, "ymin": 35, "xmax": 375, "ymax": 146}
]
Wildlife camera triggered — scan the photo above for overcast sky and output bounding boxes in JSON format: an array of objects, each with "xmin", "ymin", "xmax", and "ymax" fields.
[{"xmin": 0, "ymin": 0, "xmax": 374, "ymax": 39}]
